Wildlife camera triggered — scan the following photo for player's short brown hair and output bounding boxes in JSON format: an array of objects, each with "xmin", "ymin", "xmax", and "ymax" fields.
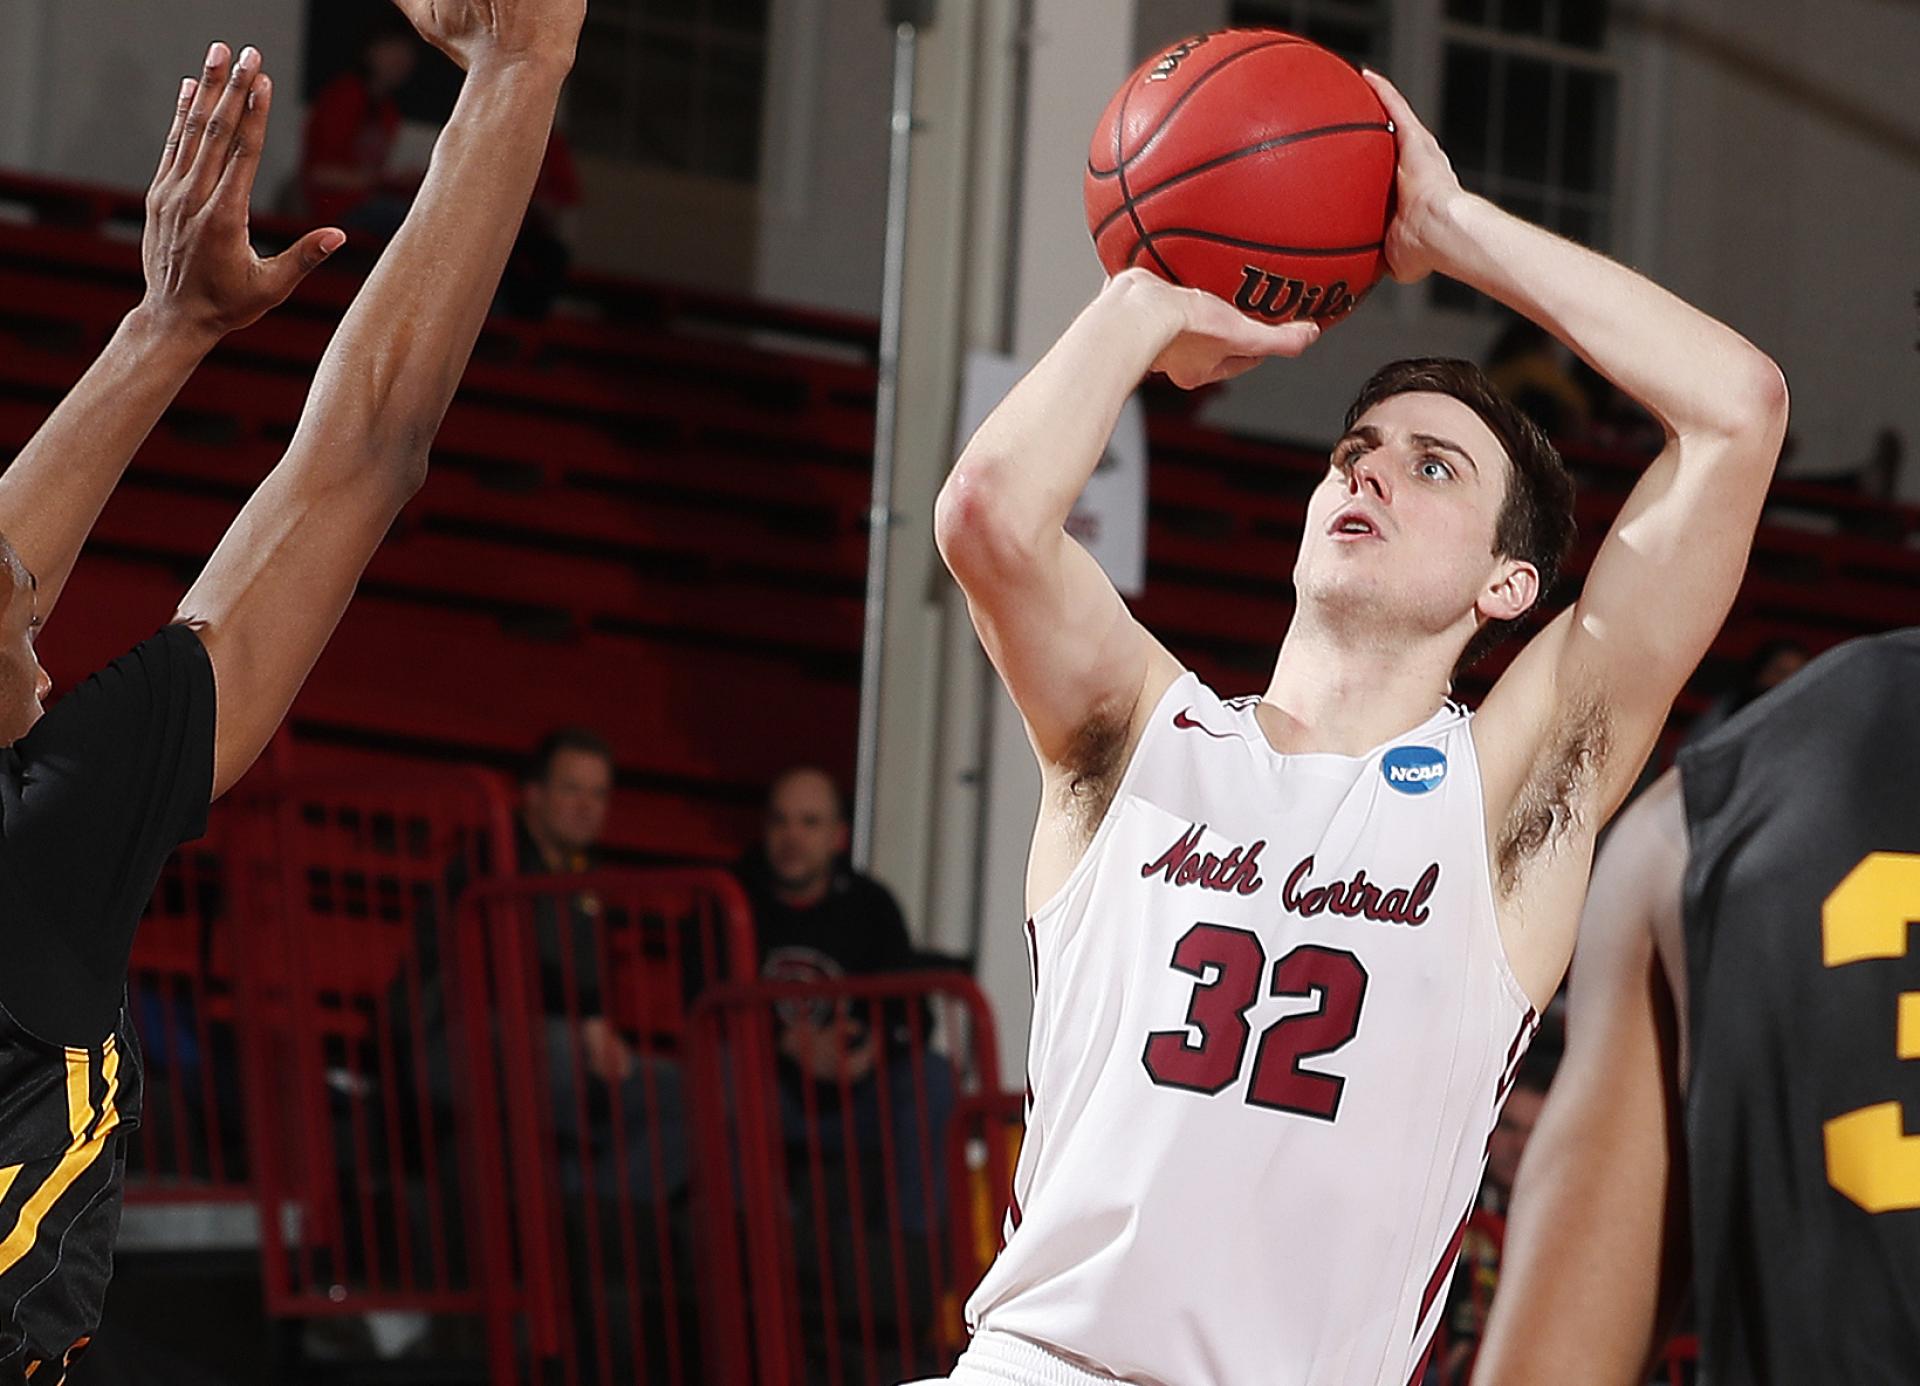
[{"xmin": 1345, "ymin": 357, "xmax": 1577, "ymax": 672}]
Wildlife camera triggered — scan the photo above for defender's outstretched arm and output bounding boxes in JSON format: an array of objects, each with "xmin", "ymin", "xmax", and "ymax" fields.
[
  {"xmin": 0, "ymin": 44, "xmax": 342, "ymax": 624},
  {"xmin": 174, "ymin": 0, "xmax": 584, "ymax": 798}
]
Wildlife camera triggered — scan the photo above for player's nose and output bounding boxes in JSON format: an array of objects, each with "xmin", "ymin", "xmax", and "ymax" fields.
[{"xmin": 1347, "ymin": 455, "xmax": 1390, "ymax": 503}]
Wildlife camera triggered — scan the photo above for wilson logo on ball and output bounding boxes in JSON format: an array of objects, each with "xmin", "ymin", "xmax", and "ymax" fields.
[
  {"xmin": 1233, "ymin": 266, "xmax": 1359, "ymax": 323},
  {"xmin": 1147, "ymin": 34, "xmax": 1212, "ymax": 83}
]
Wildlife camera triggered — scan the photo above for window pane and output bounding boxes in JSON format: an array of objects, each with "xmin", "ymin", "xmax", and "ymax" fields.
[
  {"xmin": 709, "ymin": 0, "xmax": 769, "ymax": 34},
  {"xmin": 1562, "ymin": 69, "xmax": 1615, "ymax": 194},
  {"xmin": 1303, "ymin": 15, "xmax": 1376, "ymax": 63},
  {"xmin": 1556, "ymin": 0, "xmax": 1609, "ymax": 48},
  {"xmin": 1500, "ymin": 57, "xmax": 1553, "ymax": 183},
  {"xmin": 635, "ymin": 32, "xmax": 697, "ymax": 170},
  {"xmin": 703, "ymin": 42, "xmax": 766, "ymax": 181},
  {"xmin": 1445, "ymin": 0, "xmax": 1487, "ymax": 21},
  {"xmin": 1499, "ymin": 0, "xmax": 1548, "ymax": 36},
  {"xmin": 1441, "ymin": 44, "xmax": 1493, "ymax": 176},
  {"xmin": 569, "ymin": 29, "xmax": 633, "ymax": 158}
]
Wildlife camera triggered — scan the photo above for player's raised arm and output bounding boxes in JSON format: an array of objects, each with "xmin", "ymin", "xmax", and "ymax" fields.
[
  {"xmin": 1474, "ymin": 774, "xmax": 1692, "ymax": 1386},
  {"xmin": 936, "ymin": 272, "xmax": 1316, "ymax": 774},
  {"xmin": 1362, "ymin": 72, "xmax": 1787, "ymax": 818},
  {"xmin": 0, "ymin": 44, "xmax": 343, "ymax": 625},
  {"xmin": 174, "ymin": 0, "xmax": 583, "ymax": 798}
]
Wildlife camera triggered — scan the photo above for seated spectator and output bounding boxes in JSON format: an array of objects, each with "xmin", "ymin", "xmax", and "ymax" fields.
[
  {"xmin": 1485, "ymin": 314, "xmax": 1589, "ymax": 440},
  {"xmin": 1433, "ymin": 1042, "xmax": 1558, "ymax": 1384},
  {"xmin": 431, "ymin": 728, "xmax": 689, "ymax": 1206},
  {"xmin": 300, "ymin": 18, "xmax": 421, "ymax": 234},
  {"xmin": 736, "ymin": 767, "xmax": 956, "ymax": 1235}
]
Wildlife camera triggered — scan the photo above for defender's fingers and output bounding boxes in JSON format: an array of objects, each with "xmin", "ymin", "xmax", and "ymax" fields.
[
  {"xmin": 210, "ymin": 68, "xmax": 274, "ymax": 220},
  {"xmin": 153, "ymin": 77, "xmax": 199, "ymax": 187},
  {"xmin": 172, "ymin": 42, "xmax": 231, "ymax": 181},
  {"xmin": 187, "ymin": 45, "xmax": 261, "ymax": 201}
]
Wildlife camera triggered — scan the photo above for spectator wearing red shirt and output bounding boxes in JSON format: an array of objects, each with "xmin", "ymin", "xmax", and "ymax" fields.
[{"xmin": 300, "ymin": 23, "xmax": 419, "ymax": 232}]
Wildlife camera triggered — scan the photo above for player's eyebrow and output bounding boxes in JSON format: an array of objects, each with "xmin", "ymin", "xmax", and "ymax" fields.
[
  {"xmin": 1409, "ymin": 432, "xmax": 1480, "ymax": 476},
  {"xmin": 1333, "ymin": 424, "xmax": 1381, "ymax": 453}
]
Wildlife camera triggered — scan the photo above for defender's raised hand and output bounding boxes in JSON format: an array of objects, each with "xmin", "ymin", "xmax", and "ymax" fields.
[
  {"xmin": 143, "ymin": 43, "xmax": 345, "ymax": 341},
  {"xmin": 389, "ymin": 0, "xmax": 585, "ymax": 74},
  {"xmin": 1360, "ymin": 68, "xmax": 1467, "ymax": 286}
]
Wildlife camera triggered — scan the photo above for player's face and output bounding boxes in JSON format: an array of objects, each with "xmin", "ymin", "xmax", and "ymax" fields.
[
  {"xmin": 0, "ymin": 549, "xmax": 49, "ymax": 747},
  {"xmin": 765, "ymin": 771, "xmax": 847, "ymax": 894},
  {"xmin": 1488, "ymin": 1084, "xmax": 1545, "ymax": 1193},
  {"xmin": 1295, "ymin": 391, "xmax": 1530, "ymax": 651},
  {"xmin": 525, "ymin": 748, "xmax": 613, "ymax": 854}
]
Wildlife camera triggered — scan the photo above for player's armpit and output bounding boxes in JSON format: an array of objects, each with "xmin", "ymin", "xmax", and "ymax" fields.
[{"xmin": 1474, "ymin": 775, "xmax": 1690, "ymax": 1386}]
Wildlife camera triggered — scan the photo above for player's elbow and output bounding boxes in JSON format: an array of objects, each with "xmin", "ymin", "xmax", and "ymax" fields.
[
  {"xmin": 935, "ymin": 456, "xmax": 1043, "ymax": 587},
  {"xmin": 1694, "ymin": 352, "xmax": 1789, "ymax": 451},
  {"xmin": 1736, "ymin": 354, "xmax": 1790, "ymax": 443}
]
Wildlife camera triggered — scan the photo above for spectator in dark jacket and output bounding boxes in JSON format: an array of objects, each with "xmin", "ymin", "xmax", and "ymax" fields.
[{"xmin": 736, "ymin": 767, "xmax": 955, "ymax": 1236}]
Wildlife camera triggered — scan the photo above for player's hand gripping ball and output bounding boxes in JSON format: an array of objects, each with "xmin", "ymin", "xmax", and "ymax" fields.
[{"xmin": 1085, "ymin": 29, "xmax": 1396, "ymax": 328}]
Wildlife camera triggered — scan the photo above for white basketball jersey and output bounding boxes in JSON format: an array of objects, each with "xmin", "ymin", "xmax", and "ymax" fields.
[{"xmin": 966, "ymin": 672, "xmax": 1537, "ymax": 1386}]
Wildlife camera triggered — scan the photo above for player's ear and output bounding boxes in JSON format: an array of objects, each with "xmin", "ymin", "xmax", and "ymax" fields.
[{"xmin": 1480, "ymin": 556, "xmax": 1539, "ymax": 624}]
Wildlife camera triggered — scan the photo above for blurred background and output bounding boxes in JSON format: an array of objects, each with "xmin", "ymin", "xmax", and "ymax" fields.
[{"xmin": 0, "ymin": 0, "xmax": 1914, "ymax": 1381}]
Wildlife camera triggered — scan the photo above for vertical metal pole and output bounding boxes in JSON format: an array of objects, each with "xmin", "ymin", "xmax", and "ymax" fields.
[{"xmin": 852, "ymin": 20, "xmax": 919, "ymax": 871}]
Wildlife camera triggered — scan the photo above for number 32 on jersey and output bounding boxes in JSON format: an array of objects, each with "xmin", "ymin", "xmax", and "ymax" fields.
[{"xmin": 1140, "ymin": 922, "xmax": 1369, "ymax": 1121}]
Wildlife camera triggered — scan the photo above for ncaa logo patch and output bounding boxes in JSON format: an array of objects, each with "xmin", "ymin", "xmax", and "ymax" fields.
[{"xmin": 1382, "ymin": 745, "xmax": 1447, "ymax": 795}]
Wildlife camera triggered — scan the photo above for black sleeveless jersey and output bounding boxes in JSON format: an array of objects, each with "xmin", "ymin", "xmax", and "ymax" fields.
[{"xmin": 1678, "ymin": 628, "xmax": 1920, "ymax": 1385}]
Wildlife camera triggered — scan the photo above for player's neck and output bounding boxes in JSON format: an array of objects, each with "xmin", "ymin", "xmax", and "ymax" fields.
[{"xmin": 1260, "ymin": 617, "xmax": 1456, "ymax": 756}]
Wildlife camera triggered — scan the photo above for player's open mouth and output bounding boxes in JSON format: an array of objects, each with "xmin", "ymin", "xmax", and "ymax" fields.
[{"xmin": 1328, "ymin": 507, "xmax": 1383, "ymax": 541}]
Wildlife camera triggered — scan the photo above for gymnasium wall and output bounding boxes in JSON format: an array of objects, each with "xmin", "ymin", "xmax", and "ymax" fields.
[{"xmin": 0, "ymin": 0, "xmax": 306, "ymax": 200}]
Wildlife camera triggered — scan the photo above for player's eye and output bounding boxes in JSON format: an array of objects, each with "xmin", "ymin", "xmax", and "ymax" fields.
[{"xmin": 1416, "ymin": 455, "xmax": 1454, "ymax": 481}]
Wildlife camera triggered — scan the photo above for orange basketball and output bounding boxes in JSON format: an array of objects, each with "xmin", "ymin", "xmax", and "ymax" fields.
[{"xmin": 1084, "ymin": 29, "xmax": 1397, "ymax": 327}]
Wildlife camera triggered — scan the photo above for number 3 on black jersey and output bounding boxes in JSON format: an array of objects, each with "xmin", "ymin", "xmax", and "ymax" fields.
[
  {"xmin": 1141, "ymin": 923, "xmax": 1369, "ymax": 1120},
  {"xmin": 1822, "ymin": 852, "xmax": 1920, "ymax": 1214}
]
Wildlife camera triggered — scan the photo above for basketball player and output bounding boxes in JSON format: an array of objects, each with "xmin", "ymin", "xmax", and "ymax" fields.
[
  {"xmin": 1473, "ymin": 629, "xmax": 1920, "ymax": 1385},
  {"xmin": 0, "ymin": 2, "xmax": 582, "ymax": 1378},
  {"xmin": 926, "ymin": 69, "xmax": 1787, "ymax": 1386}
]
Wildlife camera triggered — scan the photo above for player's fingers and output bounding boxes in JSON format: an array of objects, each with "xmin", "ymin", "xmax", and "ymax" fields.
[
  {"xmin": 1361, "ymin": 68, "xmax": 1421, "ymax": 139},
  {"xmin": 188, "ymin": 45, "xmax": 260, "ymax": 200},
  {"xmin": 152, "ymin": 77, "xmax": 199, "ymax": 188},
  {"xmin": 173, "ymin": 42, "xmax": 231, "ymax": 180},
  {"xmin": 210, "ymin": 69, "xmax": 274, "ymax": 220},
  {"xmin": 1236, "ymin": 318, "xmax": 1321, "ymax": 359}
]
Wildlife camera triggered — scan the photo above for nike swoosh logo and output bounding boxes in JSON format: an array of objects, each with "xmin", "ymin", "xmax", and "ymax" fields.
[{"xmin": 1172, "ymin": 708, "xmax": 1234, "ymax": 740}]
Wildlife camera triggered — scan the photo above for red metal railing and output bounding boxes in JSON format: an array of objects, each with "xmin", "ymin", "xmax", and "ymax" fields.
[
  {"xmin": 124, "ymin": 815, "xmax": 247, "ymax": 1202},
  {"xmin": 454, "ymin": 869, "xmax": 758, "ymax": 1385},
  {"xmin": 229, "ymin": 766, "xmax": 516, "ymax": 1328},
  {"xmin": 688, "ymin": 973, "xmax": 1002, "ymax": 1386}
]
